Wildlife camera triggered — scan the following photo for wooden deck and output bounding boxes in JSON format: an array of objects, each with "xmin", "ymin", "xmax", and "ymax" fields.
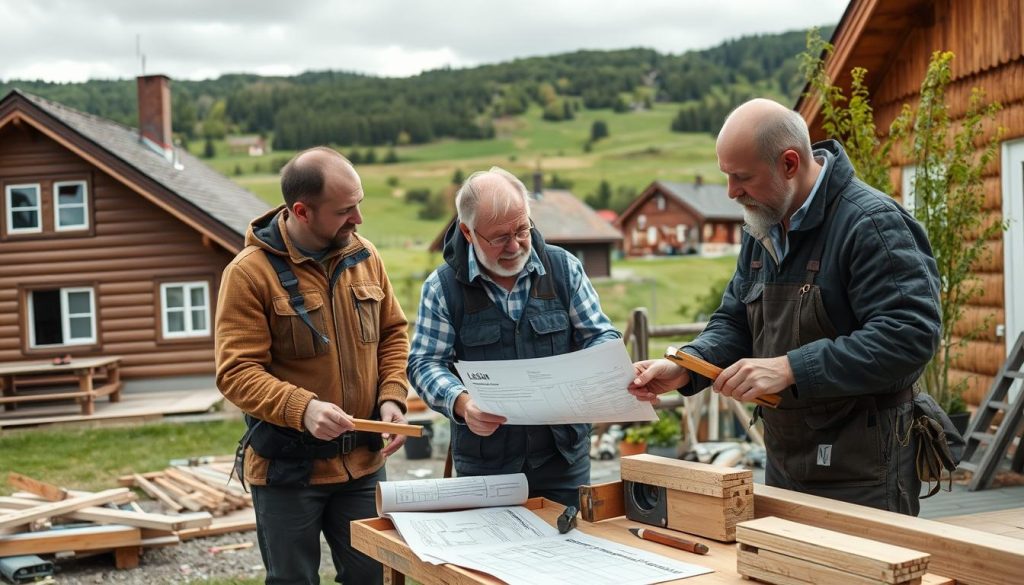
[{"xmin": 0, "ymin": 387, "xmax": 223, "ymax": 429}]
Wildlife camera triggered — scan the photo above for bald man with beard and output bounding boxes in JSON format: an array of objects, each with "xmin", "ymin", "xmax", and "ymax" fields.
[
  {"xmin": 408, "ymin": 166, "xmax": 620, "ymax": 507},
  {"xmin": 629, "ymin": 98, "xmax": 942, "ymax": 516}
]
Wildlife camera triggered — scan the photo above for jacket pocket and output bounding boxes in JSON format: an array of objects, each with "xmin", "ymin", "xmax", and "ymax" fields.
[
  {"xmin": 351, "ymin": 283, "xmax": 385, "ymax": 343},
  {"xmin": 528, "ymin": 310, "xmax": 571, "ymax": 355},
  {"xmin": 270, "ymin": 292, "xmax": 329, "ymax": 359}
]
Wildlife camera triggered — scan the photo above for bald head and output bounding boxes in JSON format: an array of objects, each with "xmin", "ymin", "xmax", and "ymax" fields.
[
  {"xmin": 718, "ymin": 98, "xmax": 813, "ymax": 165},
  {"xmin": 455, "ymin": 166, "xmax": 531, "ymax": 229},
  {"xmin": 281, "ymin": 146, "xmax": 358, "ymax": 209}
]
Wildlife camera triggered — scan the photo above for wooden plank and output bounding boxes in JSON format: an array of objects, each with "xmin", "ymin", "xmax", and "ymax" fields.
[
  {"xmin": 0, "ymin": 390, "xmax": 91, "ymax": 405},
  {"xmin": 938, "ymin": 507, "xmax": 1024, "ymax": 540},
  {"xmin": 0, "ymin": 524, "xmax": 140, "ymax": 556},
  {"xmin": 0, "ymin": 488, "xmax": 129, "ymax": 530},
  {"xmin": 0, "ymin": 496, "xmax": 212, "ymax": 531},
  {"xmin": 175, "ymin": 508, "xmax": 256, "ymax": 541},
  {"xmin": 132, "ymin": 473, "xmax": 183, "ymax": 512},
  {"xmin": 352, "ymin": 418, "xmax": 423, "ymax": 437},
  {"xmin": 738, "ymin": 547, "xmax": 887, "ymax": 585},
  {"xmin": 620, "ymin": 455, "xmax": 751, "ymax": 497},
  {"xmin": 755, "ymin": 484, "xmax": 1024, "ymax": 585},
  {"xmin": 165, "ymin": 468, "xmax": 226, "ymax": 504},
  {"xmin": 7, "ymin": 472, "xmax": 68, "ymax": 501},
  {"xmin": 737, "ymin": 517, "xmax": 929, "ymax": 579}
]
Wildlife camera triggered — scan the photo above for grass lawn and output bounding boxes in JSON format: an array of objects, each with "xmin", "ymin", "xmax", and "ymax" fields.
[{"xmin": 0, "ymin": 419, "xmax": 245, "ymax": 495}]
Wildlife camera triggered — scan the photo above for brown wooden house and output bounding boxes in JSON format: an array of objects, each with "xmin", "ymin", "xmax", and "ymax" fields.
[
  {"xmin": 615, "ymin": 179, "xmax": 744, "ymax": 257},
  {"xmin": 429, "ymin": 188, "xmax": 622, "ymax": 278},
  {"xmin": 0, "ymin": 75, "xmax": 270, "ymax": 385},
  {"xmin": 795, "ymin": 0, "xmax": 1024, "ymax": 405}
]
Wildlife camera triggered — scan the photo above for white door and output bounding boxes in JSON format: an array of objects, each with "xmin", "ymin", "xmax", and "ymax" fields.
[{"xmin": 1001, "ymin": 140, "xmax": 1024, "ymax": 352}]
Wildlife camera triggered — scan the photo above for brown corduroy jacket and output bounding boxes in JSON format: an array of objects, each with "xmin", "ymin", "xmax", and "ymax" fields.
[{"xmin": 215, "ymin": 207, "xmax": 409, "ymax": 485}]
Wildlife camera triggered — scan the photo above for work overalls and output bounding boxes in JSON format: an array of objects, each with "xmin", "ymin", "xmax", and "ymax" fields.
[{"xmin": 745, "ymin": 196, "xmax": 921, "ymax": 515}]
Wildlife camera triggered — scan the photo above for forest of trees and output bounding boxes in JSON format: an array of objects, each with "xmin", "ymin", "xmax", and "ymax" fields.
[{"xmin": 0, "ymin": 26, "xmax": 833, "ymax": 149}]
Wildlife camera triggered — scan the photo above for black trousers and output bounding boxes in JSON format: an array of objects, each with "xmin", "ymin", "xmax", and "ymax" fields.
[{"xmin": 251, "ymin": 467, "xmax": 386, "ymax": 585}]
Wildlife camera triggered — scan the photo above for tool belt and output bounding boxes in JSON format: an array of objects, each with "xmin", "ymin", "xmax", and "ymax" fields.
[
  {"xmin": 233, "ymin": 416, "xmax": 383, "ymax": 489},
  {"xmin": 908, "ymin": 391, "xmax": 965, "ymax": 498}
]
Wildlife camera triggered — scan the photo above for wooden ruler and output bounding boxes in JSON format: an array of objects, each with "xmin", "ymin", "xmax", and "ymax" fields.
[
  {"xmin": 664, "ymin": 346, "xmax": 781, "ymax": 408},
  {"xmin": 352, "ymin": 418, "xmax": 424, "ymax": 437}
]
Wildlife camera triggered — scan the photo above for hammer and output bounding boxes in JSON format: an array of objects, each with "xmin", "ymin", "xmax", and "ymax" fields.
[{"xmin": 664, "ymin": 346, "xmax": 782, "ymax": 408}]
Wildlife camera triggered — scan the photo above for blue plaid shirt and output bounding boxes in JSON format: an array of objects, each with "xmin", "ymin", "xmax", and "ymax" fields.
[{"xmin": 408, "ymin": 245, "xmax": 619, "ymax": 419}]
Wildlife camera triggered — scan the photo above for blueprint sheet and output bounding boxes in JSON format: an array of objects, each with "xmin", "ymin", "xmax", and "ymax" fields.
[
  {"xmin": 386, "ymin": 505, "xmax": 711, "ymax": 583},
  {"xmin": 453, "ymin": 339, "xmax": 658, "ymax": 424}
]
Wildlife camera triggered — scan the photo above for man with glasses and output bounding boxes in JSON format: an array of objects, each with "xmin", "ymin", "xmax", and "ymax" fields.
[{"xmin": 408, "ymin": 166, "xmax": 619, "ymax": 506}]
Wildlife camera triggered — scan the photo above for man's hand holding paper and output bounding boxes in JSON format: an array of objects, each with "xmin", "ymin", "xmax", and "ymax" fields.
[{"xmin": 453, "ymin": 339, "xmax": 657, "ymax": 425}]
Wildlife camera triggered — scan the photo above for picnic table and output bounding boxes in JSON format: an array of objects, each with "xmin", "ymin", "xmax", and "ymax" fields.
[{"xmin": 0, "ymin": 356, "xmax": 123, "ymax": 415}]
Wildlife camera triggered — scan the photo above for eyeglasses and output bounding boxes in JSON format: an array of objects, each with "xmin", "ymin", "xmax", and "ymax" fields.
[{"xmin": 474, "ymin": 226, "xmax": 533, "ymax": 248}]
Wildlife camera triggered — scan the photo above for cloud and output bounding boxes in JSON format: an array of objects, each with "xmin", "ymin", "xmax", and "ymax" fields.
[{"xmin": 0, "ymin": 0, "xmax": 847, "ymax": 82}]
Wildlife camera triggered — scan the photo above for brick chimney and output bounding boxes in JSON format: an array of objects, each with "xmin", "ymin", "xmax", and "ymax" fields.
[{"xmin": 137, "ymin": 74, "xmax": 173, "ymax": 157}]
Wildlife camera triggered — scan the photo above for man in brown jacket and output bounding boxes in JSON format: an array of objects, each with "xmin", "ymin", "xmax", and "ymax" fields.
[{"xmin": 215, "ymin": 146, "xmax": 410, "ymax": 584}]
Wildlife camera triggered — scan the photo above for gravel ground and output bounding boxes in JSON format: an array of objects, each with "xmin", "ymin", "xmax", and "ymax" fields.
[{"xmin": 48, "ymin": 428, "xmax": 624, "ymax": 584}]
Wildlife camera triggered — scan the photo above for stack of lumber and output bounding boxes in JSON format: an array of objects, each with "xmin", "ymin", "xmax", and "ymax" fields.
[
  {"xmin": 116, "ymin": 460, "xmax": 256, "ymax": 541},
  {"xmin": 0, "ymin": 472, "xmax": 211, "ymax": 568},
  {"xmin": 620, "ymin": 454, "xmax": 753, "ymax": 541},
  {"xmin": 117, "ymin": 460, "xmax": 250, "ymax": 516},
  {"xmin": 0, "ymin": 458, "xmax": 256, "ymax": 570},
  {"xmin": 736, "ymin": 516, "xmax": 931, "ymax": 585}
]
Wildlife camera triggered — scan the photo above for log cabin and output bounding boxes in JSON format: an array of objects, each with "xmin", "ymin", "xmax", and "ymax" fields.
[
  {"xmin": 0, "ymin": 75, "xmax": 270, "ymax": 388},
  {"xmin": 796, "ymin": 0, "xmax": 1024, "ymax": 405},
  {"xmin": 615, "ymin": 178, "xmax": 744, "ymax": 258}
]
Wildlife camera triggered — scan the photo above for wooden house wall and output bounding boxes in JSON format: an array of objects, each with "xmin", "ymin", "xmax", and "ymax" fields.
[
  {"xmin": 0, "ymin": 124, "xmax": 235, "ymax": 379},
  {"xmin": 559, "ymin": 243, "xmax": 611, "ymax": 278},
  {"xmin": 812, "ymin": 0, "xmax": 1024, "ymax": 404}
]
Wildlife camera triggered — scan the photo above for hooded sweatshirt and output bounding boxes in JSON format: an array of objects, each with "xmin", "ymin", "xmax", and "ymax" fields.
[{"xmin": 215, "ymin": 206, "xmax": 409, "ymax": 485}]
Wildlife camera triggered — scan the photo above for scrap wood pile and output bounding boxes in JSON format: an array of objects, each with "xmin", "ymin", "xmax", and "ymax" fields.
[
  {"xmin": 736, "ymin": 516, "xmax": 935, "ymax": 585},
  {"xmin": 0, "ymin": 456, "xmax": 254, "ymax": 570}
]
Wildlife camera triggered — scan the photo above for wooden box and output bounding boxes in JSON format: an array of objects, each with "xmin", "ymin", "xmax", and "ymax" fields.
[{"xmin": 619, "ymin": 454, "xmax": 753, "ymax": 542}]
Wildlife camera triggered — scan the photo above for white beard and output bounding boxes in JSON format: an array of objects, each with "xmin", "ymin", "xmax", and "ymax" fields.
[{"xmin": 472, "ymin": 234, "xmax": 530, "ymax": 278}]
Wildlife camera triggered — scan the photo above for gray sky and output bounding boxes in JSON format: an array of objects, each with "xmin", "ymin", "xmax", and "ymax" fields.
[{"xmin": 0, "ymin": 0, "xmax": 848, "ymax": 83}]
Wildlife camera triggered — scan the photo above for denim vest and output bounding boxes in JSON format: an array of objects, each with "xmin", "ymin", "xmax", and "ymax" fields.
[{"xmin": 438, "ymin": 242, "xmax": 591, "ymax": 475}]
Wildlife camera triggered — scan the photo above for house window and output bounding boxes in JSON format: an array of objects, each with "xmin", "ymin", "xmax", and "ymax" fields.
[
  {"xmin": 6, "ymin": 184, "xmax": 42, "ymax": 234},
  {"xmin": 28, "ymin": 287, "xmax": 96, "ymax": 347},
  {"xmin": 54, "ymin": 181, "xmax": 89, "ymax": 231},
  {"xmin": 161, "ymin": 282, "xmax": 211, "ymax": 338},
  {"xmin": 676, "ymin": 224, "xmax": 687, "ymax": 243},
  {"xmin": 656, "ymin": 195, "xmax": 666, "ymax": 211}
]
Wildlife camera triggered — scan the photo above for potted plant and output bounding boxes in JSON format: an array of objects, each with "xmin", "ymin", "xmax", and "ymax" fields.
[
  {"xmin": 619, "ymin": 424, "xmax": 651, "ymax": 457},
  {"xmin": 645, "ymin": 410, "xmax": 682, "ymax": 458}
]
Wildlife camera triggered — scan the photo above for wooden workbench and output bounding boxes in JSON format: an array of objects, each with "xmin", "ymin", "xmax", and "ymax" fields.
[
  {"xmin": 352, "ymin": 482, "xmax": 1024, "ymax": 585},
  {"xmin": 0, "ymin": 356, "xmax": 122, "ymax": 415}
]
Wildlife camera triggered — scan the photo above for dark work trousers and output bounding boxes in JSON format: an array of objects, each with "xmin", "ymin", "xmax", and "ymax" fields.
[
  {"xmin": 251, "ymin": 467, "xmax": 385, "ymax": 585},
  {"xmin": 521, "ymin": 450, "xmax": 590, "ymax": 508}
]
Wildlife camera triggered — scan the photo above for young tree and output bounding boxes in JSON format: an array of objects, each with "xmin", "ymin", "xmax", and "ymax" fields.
[
  {"xmin": 889, "ymin": 52, "xmax": 1004, "ymax": 413},
  {"xmin": 590, "ymin": 120, "xmax": 609, "ymax": 142},
  {"xmin": 798, "ymin": 28, "xmax": 891, "ymax": 193}
]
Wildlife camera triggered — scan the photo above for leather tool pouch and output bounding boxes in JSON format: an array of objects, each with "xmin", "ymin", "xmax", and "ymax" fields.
[{"xmin": 910, "ymin": 392, "xmax": 965, "ymax": 498}]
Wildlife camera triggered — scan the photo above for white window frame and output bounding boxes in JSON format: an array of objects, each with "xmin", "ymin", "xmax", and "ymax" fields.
[
  {"xmin": 160, "ymin": 281, "xmax": 211, "ymax": 339},
  {"xmin": 5, "ymin": 183, "xmax": 42, "ymax": 234},
  {"xmin": 28, "ymin": 286, "xmax": 97, "ymax": 347},
  {"xmin": 656, "ymin": 195, "xmax": 666, "ymax": 211},
  {"xmin": 53, "ymin": 180, "xmax": 89, "ymax": 231}
]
